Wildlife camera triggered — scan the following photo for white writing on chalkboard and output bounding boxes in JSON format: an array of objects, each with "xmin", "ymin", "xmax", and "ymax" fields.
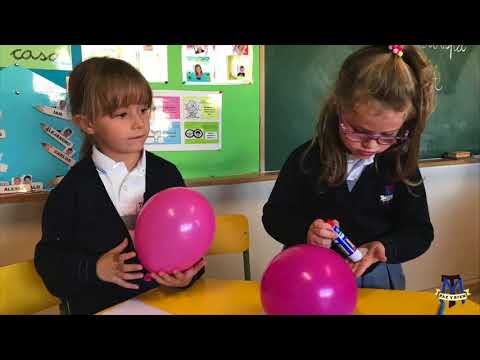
[
  {"xmin": 419, "ymin": 45, "xmax": 467, "ymax": 61},
  {"xmin": 420, "ymin": 45, "xmax": 469, "ymax": 92}
]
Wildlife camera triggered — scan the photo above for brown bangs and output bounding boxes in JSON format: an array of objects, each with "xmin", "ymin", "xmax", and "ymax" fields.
[{"xmin": 93, "ymin": 71, "xmax": 152, "ymax": 117}]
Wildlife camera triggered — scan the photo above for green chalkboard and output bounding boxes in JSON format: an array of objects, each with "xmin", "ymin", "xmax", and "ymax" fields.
[
  {"xmin": 151, "ymin": 45, "xmax": 260, "ymax": 180},
  {"xmin": 265, "ymin": 45, "xmax": 480, "ymax": 171}
]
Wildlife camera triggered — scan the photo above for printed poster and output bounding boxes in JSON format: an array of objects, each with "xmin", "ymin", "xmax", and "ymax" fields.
[
  {"xmin": 183, "ymin": 45, "xmax": 213, "ymax": 83},
  {"xmin": 182, "ymin": 45, "xmax": 253, "ymax": 85},
  {"xmin": 145, "ymin": 90, "xmax": 222, "ymax": 151},
  {"xmin": 81, "ymin": 45, "xmax": 168, "ymax": 83}
]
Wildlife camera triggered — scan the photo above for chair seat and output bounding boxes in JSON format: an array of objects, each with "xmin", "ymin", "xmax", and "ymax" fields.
[{"xmin": 0, "ymin": 260, "xmax": 60, "ymax": 315}]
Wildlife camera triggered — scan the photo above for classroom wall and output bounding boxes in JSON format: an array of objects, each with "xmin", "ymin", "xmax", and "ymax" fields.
[{"xmin": 1, "ymin": 163, "xmax": 479, "ymax": 291}]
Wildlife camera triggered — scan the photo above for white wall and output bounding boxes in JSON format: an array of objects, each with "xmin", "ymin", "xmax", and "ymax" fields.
[
  {"xmin": 0, "ymin": 202, "xmax": 44, "ymax": 267},
  {"xmin": 1, "ymin": 164, "xmax": 479, "ymax": 291},
  {"xmin": 403, "ymin": 164, "xmax": 480, "ymax": 290}
]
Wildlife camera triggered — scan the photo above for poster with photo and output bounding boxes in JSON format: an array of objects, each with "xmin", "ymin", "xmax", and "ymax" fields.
[
  {"xmin": 183, "ymin": 45, "xmax": 214, "ymax": 83},
  {"xmin": 227, "ymin": 55, "xmax": 250, "ymax": 80},
  {"xmin": 81, "ymin": 45, "xmax": 168, "ymax": 83},
  {"xmin": 182, "ymin": 45, "xmax": 253, "ymax": 85},
  {"xmin": 145, "ymin": 90, "xmax": 222, "ymax": 151}
]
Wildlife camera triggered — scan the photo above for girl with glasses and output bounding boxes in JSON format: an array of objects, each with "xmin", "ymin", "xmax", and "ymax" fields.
[{"xmin": 263, "ymin": 45, "xmax": 437, "ymax": 290}]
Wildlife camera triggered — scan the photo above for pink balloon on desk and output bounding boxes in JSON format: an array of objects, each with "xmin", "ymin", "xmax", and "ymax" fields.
[
  {"xmin": 260, "ymin": 244, "xmax": 358, "ymax": 315},
  {"xmin": 135, "ymin": 187, "xmax": 215, "ymax": 278}
]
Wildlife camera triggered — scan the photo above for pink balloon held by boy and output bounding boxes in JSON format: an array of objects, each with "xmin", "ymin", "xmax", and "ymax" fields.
[{"xmin": 135, "ymin": 187, "xmax": 216, "ymax": 282}]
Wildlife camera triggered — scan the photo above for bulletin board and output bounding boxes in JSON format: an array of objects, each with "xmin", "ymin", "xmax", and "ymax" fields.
[
  {"xmin": 151, "ymin": 45, "xmax": 260, "ymax": 179},
  {"xmin": 0, "ymin": 45, "xmax": 260, "ymax": 185},
  {"xmin": 0, "ymin": 66, "xmax": 81, "ymax": 192}
]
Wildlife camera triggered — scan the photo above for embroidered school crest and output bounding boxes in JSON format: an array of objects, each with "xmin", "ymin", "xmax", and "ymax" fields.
[{"xmin": 380, "ymin": 184, "xmax": 395, "ymax": 205}]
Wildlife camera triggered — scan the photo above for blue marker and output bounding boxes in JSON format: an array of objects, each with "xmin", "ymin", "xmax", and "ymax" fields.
[{"xmin": 326, "ymin": 220, "xmax": 363, "ymax": 262}]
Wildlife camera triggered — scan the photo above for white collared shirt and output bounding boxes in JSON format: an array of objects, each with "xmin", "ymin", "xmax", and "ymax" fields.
[
  {"xmin": 91, "ymin": 146, "xmax": 146, "ymax": 235},
  {"xmin": 346, "ymin": 153, "xmax": 375, "ymax": 192}
]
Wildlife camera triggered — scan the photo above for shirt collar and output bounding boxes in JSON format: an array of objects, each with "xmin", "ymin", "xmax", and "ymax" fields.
[
  {"xmin": 347, "ymin": 153, "xmax": 375, "ymax": 166},
  {"xmin": 92, "ymin": 145, "xmax": 146, "ymax": 175}
]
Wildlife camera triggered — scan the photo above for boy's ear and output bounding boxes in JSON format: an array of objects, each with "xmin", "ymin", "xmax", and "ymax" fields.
[{"xmin": 73, "ymin": 114, "xmax": 95, "ymax": 135}]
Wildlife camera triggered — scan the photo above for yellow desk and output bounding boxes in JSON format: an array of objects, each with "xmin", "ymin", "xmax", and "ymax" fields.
[{"xmin": 100, "ymin": 278, "xmax": 480, "ymax": 315}]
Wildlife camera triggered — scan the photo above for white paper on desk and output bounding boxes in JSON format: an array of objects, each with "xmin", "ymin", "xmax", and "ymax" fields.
[{"xmin": 102, "ymin": 299, "xmax": 171, "ymax": 315}]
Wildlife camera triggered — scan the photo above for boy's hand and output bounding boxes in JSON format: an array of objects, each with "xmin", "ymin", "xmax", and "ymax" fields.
[
  {"xmin": 150, "ymin": 258, "xmax": 207, "ymax": 288},
  {"xmin": 96, "ymin": 238, "xmax": 144, "ymax": 289}
]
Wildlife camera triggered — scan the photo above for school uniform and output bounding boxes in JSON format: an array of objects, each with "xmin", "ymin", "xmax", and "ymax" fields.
[
  {"xmin": 34, "ymin": 148, "xmax": 204, "ymax": 314},
  {"xmin": 262, "ymin": 141, "xmax": 434, "ymax": 290}
]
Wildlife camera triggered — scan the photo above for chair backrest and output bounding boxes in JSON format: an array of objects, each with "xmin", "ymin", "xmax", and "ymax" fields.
[
  {"xmin": 208, "ymin": 214, "xmax": 251, "ymax": 280},
  {"xmin": 209, "ymin": 214, "xmax": 249, "ymax": 255},
  {"xmin": 0, "ymin": 260, "xmax": 60, "ymax": 315}
]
